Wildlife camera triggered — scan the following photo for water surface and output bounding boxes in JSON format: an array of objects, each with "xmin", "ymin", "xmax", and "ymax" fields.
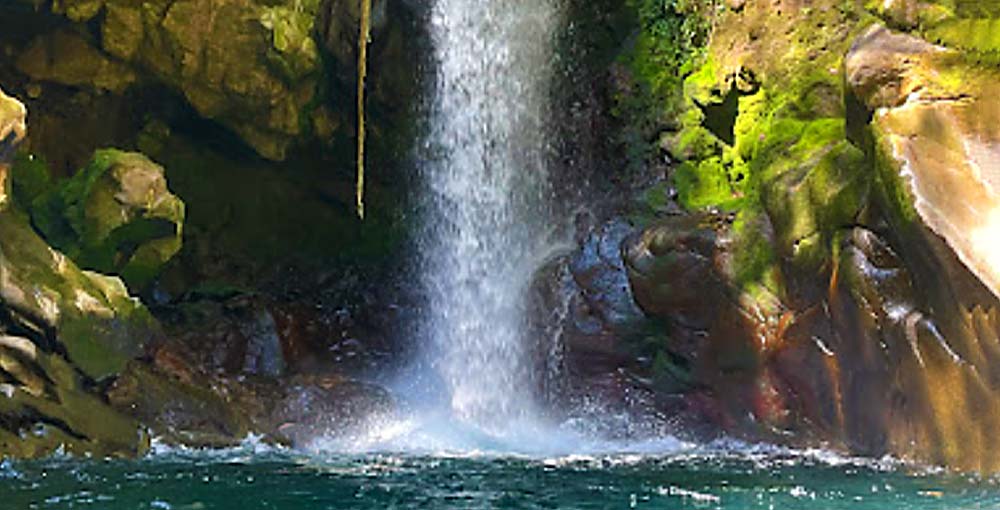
[{"xmin": 5, "ymin": 442, "xmax": 998, "ymax": 509}]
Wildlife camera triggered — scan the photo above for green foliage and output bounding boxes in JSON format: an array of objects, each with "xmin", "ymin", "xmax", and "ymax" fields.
[
  {"xmin": 730, "ymin": 208, "xmax": 780, "ymax": 293},
  {"xmin": 259, "ymin": 0, "xmax": 323, "ymax": 82},
  {"xmin": 615, "ymin": 0, "xmax": 717, "ymax": 172},
  {"xmin": 9, "ymin": 151, "xmax": 50, "ymax": 210}
]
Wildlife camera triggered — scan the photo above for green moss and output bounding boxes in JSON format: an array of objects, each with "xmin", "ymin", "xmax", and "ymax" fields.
[
  {"xmin": 669, "ymin": 57, "xmax": 871, "ymax": 291},
  {"xmin": 674, "ymin": 157, "xmax": 746, "ymax": 210},
  {"xmin": 872, "ymin": 126, "xmax": 920, "ymax": 224},
  {"xmin": 730, "ymin": 208, "xmax": 781, "ymax": 294},
  {"xmin": 9, "ymin": 151, "xmax": 50, "ymax": 210},
  {"xmin": 31, "ymin": 149, "xmax": 184, "ymax": 290},
  {"xmin": 52, "ymin": 0, "xmax": 104, "ymax": 22},
  {"xmin": 925, "ymin": 18, "xmax": 1000, "ymax": 53},
  {"xmin": 683, "ymin": 55, "xmax": 721, "ymax": 106},
  {"xmin": 260, "ymin": 0, "xmax": 322, "ymax": 82},
  {"xmin": 0, "ymin": 209, "xmax": 160, "ymax": 379},
  {"xmin": 615, "ymin": 0, "xmax": 716, "ymax": 172}
]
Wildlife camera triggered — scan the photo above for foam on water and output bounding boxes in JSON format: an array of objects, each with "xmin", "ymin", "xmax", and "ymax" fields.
[{"xmin": 305, "ymin": 409, "xmax": 693, "ymax": 459}]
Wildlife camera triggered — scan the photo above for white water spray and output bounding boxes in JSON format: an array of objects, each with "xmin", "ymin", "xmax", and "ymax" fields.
[{"xmin": 416, "ymin": 0, "xmax": 561, "ymax": 430}]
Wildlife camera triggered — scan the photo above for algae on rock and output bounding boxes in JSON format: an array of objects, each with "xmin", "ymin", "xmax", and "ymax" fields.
[{"xmin": 31, "ymin": 149, "xmax": 185, "ymax": 290}]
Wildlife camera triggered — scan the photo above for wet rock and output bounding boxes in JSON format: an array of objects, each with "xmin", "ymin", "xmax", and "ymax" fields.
[
  {"xmin": 107, "ymin": 359, "xmax": 254, "ymax": 448},
  {"xmin": 836, "ymin": 24, "xmax": 1000, "ymax": 470},
  {"xmin": 0, "ymin": 174, "xmax": 162, "ymax": 381},
  {"xmin": 0, "ymin": 93, "xmax": 152, "ymax": 456},
  {"xmin": 624, "ymin": 213, "xmax": 792, "ymax": 386},
  {"xmin": 569, "ymin": 219, "xmax": 647, "ymax": 330},
  {"xmin": 0, "ymin": 91, "xmax": 161, "ymax": 381},
  {"xmin": 0, "ymin": 335, "xmax": 150, "ymax": 458},
  {"xmin": 271, "ymin": 375, "xmax": 393, "ymax": 447},
  {"xmin": 530, "ymin": 219, "xmax": 670, "ymax": 424},
  {"xmin": 31, "ymin": 149, "xmax": 185, "ymax": 290},
  {"xmin": 106, "ymin": 341, "xmax": 394, "ymax": 449}
]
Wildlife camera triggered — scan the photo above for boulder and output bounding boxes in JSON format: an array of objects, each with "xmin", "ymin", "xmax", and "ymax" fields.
[
  {"xmin": 528, "ymin": 220, "xmax": 654, "ymax": 418},
  {"xmin": 612, "ymin": 17, "xmax": 1000, "ymax": 470},
  {"xmin": 0, "ymin": 335, "xmax": 149, "ymax": 458},
  {"xmin": 32, "ymin": 149, "xmax": 185, "ymax": 290},
  {"xmin": 1, "ymin": 184, "xmax": 162, "ymax": 383},
  {"xmin": 107, "ymin": 359, "xmax": 254, "ymax": 448},
  {"xmin": 846, "ymin": 25, "xmax": 1000, "ymax": 303}
]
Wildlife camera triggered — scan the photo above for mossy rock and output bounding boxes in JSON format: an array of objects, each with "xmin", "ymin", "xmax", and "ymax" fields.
[
  {"xmin": 9, "ymin": 152, "xmax": 50, "ymax": 211},
  {"xmin": 1, "ymin": 208, "xmax": 162, "ymax": 379},
  {"xmin": 44, "ymin": 0, "xmax": 326, "ymax": 160},
  {"xmin": 0, "ymin": 88, "xmax": 27, "ymax": 212},
  {"xmin": 16, "ymin": 29, "xmax": 137, "ymax": 94},
  {"xmin": 0, "ymin": 336, "xmax": 150, "ymax": 458},
  {"xmin": 32, "ymin": 149, "xmax": 185, "ymax": 290},
  {"xmin": 847, "ymin": 24, "xmax": 1000, "ymax": 300}
]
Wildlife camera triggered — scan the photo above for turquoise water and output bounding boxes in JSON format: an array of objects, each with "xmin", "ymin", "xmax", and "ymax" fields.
[{"xmin": 4, "ymin": 442, "xmax": 999, "ymax": 509}]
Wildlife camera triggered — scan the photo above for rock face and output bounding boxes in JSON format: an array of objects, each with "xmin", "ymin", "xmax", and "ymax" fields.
[
  {"xmin": 0, "ymin": 87, "xmax": 153, "ymax": 457},
  {"xmin": 605, "ymin": 0, "xmax": 1000, "ymax": 472},
  {"xmin": 31, "ymin": 149, "xmax": 185, "ymax": 290},
  {"xmin": 34, "ymin": 0, "xmax": 324, "ymax": 160},
  {"xmin": 17, "ymin": 29, "xmax": 137, "ymax": 94},
  {"xmin": 847, "ymin": 25, "xmax": 1000, "ymax": 301},
  {"xmin": 15, "ymin": 0, "xmax": 419, "ymax": 162},
  {"xmin": 0, "ymin": 85, "xmax": 397, "ymax": 457},
  {"xmin": 0, "ymin": 88, "xmax": 27, "ymax": 209},
  {"xmin": 529, "ymin": 220, "xmax": 659, "ymax": 433}
]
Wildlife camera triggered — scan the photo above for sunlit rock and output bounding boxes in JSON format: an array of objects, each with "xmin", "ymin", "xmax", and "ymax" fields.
[
  {"xmin": 0, "ymin": 87, "xmax": 26, "ymax": 211},
  {"xmin": 0, "ymin": 88, "xmax": 154, "ymax": 458},
  {"xmin": 847, "ymin": 25, "xmax": 1000, "ymax": 301}
]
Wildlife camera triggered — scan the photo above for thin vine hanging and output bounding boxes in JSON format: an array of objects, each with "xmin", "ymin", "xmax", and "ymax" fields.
[{"xmin": 356, "ymin": 0, "xmax": 372, "ymax": 219}]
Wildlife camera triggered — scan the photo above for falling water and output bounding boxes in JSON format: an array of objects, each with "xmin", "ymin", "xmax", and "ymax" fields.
[{"xmin": 416, "ymin": 0, "xmax": 562, "ymax": 431}]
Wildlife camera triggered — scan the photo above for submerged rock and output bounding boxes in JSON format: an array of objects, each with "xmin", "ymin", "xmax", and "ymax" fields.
[{"xmin": 31, "ymin": 149, "xmax": 185, "ymax": 290}]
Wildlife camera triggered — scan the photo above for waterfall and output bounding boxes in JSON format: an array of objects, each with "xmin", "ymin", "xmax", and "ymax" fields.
[{"xmin": 416, "ymin": 0, "xmax": 561, "ymax": 431}]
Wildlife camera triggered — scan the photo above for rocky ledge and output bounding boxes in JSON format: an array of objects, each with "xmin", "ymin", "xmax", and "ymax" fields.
[{"xmin": 0, "ymin": 87, "xmax": 393, "ymax": 457}]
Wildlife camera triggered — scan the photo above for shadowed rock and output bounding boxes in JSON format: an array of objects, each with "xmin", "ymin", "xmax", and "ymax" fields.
[{"xmin": 31, "ymin": 149, "xmax": 185, "ymax": 290}]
